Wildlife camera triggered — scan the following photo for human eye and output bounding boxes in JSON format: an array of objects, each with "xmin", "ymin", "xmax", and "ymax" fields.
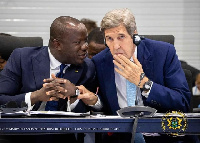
[
  {"xmin": 118, "ymin": 34, "xmax": 125, "ymax": 40},
  {"xmin": 73, "ymin": 41, "xmax": 81, "ymax": 45},
  {"xmin": 106, "ymin": 37, "xmax": 113, "ymax": 42}
]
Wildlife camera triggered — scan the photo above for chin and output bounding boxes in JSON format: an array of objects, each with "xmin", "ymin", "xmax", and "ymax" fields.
[{"xmin": 75, "ymin": 60, "xmax": 84, "ymax": 65}]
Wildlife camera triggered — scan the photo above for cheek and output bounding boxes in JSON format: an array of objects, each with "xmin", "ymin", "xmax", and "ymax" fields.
[
  {"xmin": 109, "ymin": 47, "xmax": 115, "ymax": 56},
  {"xmin": 121, "ymin": 44, "xmax": 134, "ymax": 59}
]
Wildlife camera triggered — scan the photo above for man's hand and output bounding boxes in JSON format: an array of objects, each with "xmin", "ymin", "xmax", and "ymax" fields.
[
  {"xmin": 77, "ymin": 85, "xmax": 98, "ymax": 105},
  {"xmin": 30, "ymin": 75, "xmax": 68, "ymax": 105},
  {"xmin": 43, "ymin": 74, "xmax": 77, "ymax": 99},
  {"xmin": 113, "ymin": 54, "xmax": 145, "ymax": 87}
]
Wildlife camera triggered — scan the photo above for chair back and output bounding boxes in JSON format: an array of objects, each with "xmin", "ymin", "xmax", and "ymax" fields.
[
  {"xmin": 141, "ymin": 35, "xmax": 175, "ymax": 45},
  {"xmin": 0, "ymin": 35, "xmax": 43, "ymax": 60}
]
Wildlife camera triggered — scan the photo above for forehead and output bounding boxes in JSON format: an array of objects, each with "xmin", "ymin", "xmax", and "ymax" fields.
[
  {"xmin": 66, "ymin": 23, "xmax": 86, "ymax": 32},
  {"xmin": 65, "ymin": 23, "xmax": 87, "ymax": 38},
  {"xmin": 104, "ymin": 25, "xmax": 128, "ymax": 37}
]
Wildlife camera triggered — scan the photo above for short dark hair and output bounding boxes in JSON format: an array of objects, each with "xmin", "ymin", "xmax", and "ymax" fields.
[
  {"xmin": 80, "ymin": 18, "xmax": 97, "ymax": 34},
  {"xmin": 88, "ymin": 27, "xmax": 104, "ymax": 44},
  {"xmin": 50, "ymin": 16, "xmax": 81, "ymax": 41}
]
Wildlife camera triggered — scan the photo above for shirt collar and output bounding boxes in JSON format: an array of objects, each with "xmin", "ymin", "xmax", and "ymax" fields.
[
  {"xmin": 130, "ymin": 46, "xmax": 137, "ymax": 62},
  {"xmin": 48, "ymin": 47, "xmax": 70, "ymax": 70}
]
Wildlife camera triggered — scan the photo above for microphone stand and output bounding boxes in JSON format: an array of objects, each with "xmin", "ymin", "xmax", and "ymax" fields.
[{"xmin": 131, "ymin": 111, "xmax": 144, "ymax": 143}]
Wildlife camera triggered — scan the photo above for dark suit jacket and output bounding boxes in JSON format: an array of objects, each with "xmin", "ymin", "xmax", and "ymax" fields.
[
  {"xmin": 92, "ymin": 38, "xmax": 191, "ymax": 115},
  {"xmin": 0, "ymin": 46, "xmax": 96, "ymax": 112}
]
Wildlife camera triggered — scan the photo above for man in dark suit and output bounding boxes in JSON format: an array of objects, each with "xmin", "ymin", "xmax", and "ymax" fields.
[
  {"xmin": 0, "ymin": 16, "xmax": 98, "ymax": 143},
  {"xmin": 79, "ymin": 8, "xmax": 199, "ymax": 143}
]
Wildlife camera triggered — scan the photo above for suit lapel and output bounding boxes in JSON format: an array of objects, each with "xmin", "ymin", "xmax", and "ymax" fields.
[
  {"xmin": 101, "ymin": 51, "xmax": 120, "ymax": 115},
  {"xmin": 137, "ymin": 40, "xmax": 154, "ymax": 80},
  {"xmin": 31, "ymin": 46, "xmax": 50, "ymax": 110},
  {"xmin": 32, "ymin": 46, "xmax": 50, "ymax": 89}
]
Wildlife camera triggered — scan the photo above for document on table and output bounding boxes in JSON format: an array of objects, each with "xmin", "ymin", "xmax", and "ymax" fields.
[
  {"xmin": 0, "ymin": 111, "xmax": 90, "ymax": 117},
  {"xmin": 29, "ymin": 111, "xmax": 90, "ymax": 117}
]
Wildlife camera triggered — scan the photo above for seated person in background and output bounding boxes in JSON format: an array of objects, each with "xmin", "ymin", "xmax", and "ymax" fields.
[
  {"xmin": 80, "ymin": 18, "xmax": 98, "ymax": 34},
  {"xmin": 78, "ymin": 8, "xmax": 199, "ymax": 143},
  {"xmin": 193, "ymin": 73, "xmax": 200, "ymax": 95},
  {"xmin": 0, "ymin": 16, "xmax": 100, "ymax": 143},
  {"xmin": 0, "ymin": 33, "xmax": 12, "ymax": 71},
  {"xmin": 87, "ymin": 27, "xmax": 106, "ymax": 59},
  {"xmin": 0, "ymin": 54, "xmax": 6, "ymax": 72},
  {"xmin": 180, "ymin": 60, "xmax": 200, "ymax": 87}
]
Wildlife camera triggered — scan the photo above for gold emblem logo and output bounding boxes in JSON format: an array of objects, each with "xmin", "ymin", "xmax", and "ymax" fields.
[{"xmin": 161, "ymin": 111, "xmax": 187, "ymax": 136}]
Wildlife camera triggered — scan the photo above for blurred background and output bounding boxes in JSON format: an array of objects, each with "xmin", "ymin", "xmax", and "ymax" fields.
[{"xmin": 0, "ymin": 0, "xmax": 199, "ymax": 69}]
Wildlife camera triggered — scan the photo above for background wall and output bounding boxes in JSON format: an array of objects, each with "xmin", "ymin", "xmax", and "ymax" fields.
[{"xmin": 0, "ymin": 0, "xmax": 199, "ymax": 69}]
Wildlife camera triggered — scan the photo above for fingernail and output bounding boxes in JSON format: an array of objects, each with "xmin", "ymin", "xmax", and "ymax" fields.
[{"xmin": 65, "ymin": 90, "xmax": 67, "ymax": 92}]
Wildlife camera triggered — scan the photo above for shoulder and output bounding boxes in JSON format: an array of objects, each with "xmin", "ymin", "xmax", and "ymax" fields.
[
  {"xmin": 142, "ymin": 38, "xmax": 174, "ymax": 49},
  {"xmin": 83, "ymin": 57, "xmax": 96, "ymax": 74},
  {"xmin": 141, "ymin": 38, "xmax": 177, "ymax": 59},
  {"xmin": 11, "ymin": 46, "xmax": 47, "ymax": 57},
  {"xmin": 84, "ymin": 57, "xmax": 95, "ymax": 68},
  {"xmin": 142, "ymin": 38, "xmax": 175, "ymax": 52},
  {"xmin": 92, "ymin": 48, "xmax": 111, "ymax": 64}
]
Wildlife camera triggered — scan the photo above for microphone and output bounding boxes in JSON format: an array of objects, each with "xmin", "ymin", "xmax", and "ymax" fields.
[
  {"xmin": 0, "ymin": 101, "xmax": 28, "ymax": 113},
  {"xmin": 6, "ymin": 101, "xmax": 18, "ymax": 108}
]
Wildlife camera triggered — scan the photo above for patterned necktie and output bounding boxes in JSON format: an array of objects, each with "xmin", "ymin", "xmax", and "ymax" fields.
[
  {"xmin": 126, "ymin": 80, "xmax": 136, "ymax": 106},
  {"xmin": 45, "ymin": 64, "xmax": 67, "ymax": 111}
]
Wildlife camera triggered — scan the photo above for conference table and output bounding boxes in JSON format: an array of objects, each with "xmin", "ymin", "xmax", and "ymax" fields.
[{"xmin": 0, "ymin": 112, "xmax": 200, "ymax": 135}]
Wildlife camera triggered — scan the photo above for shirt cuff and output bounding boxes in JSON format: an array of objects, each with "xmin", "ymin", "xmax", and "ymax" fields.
[
  {"xmin": 25, "ymin": 92, "xmax": 34, "ymax": 111},
  {"xmin": 70, "ymin": 99, "xmax": 80, "ymax": 110},
  {"xmin": 88, "ymin": 95, "xmax": 102, "ymax": 110}
]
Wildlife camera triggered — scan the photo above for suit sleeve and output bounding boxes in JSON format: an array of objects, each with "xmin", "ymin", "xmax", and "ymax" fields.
[
  {"xmin": 145, "ymin": 45, "xmax": 191, "ymax": 113},
  {"xmin": 0, "ymin": 49, "xmax": 26, "ymax": 107}
]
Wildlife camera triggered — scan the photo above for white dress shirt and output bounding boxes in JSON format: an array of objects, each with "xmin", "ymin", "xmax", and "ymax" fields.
[{"xmin": 192, "ymin": 86, "xmax": 200, "ymax": 95}]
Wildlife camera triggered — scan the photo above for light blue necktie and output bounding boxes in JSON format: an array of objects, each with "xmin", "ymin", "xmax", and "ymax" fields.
[
  {"xmin": 126, "ymin": 80, "xmax": 146, "ymax": 143},
  {"xmin": 126, "ymin": 80, "xmax": 136, "ymax": 106}
]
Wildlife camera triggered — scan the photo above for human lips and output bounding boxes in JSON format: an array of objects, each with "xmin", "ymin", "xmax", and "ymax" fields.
[
  {"xmin": 78, "ymin": 52, "xmax": 87, "ymax": 59},
  {"xmin": 115, "ymin": 53, "xmax": 123, "ymax": 55}
]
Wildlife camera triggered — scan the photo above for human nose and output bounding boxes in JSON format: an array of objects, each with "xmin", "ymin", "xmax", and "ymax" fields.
[
  {"xmin": 81, "ymin": 42, "xmax": 88, "ymax": 50},
  {"xmin": 113, "ymin": 40, "xmax": 121, "ymax": 50}
]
